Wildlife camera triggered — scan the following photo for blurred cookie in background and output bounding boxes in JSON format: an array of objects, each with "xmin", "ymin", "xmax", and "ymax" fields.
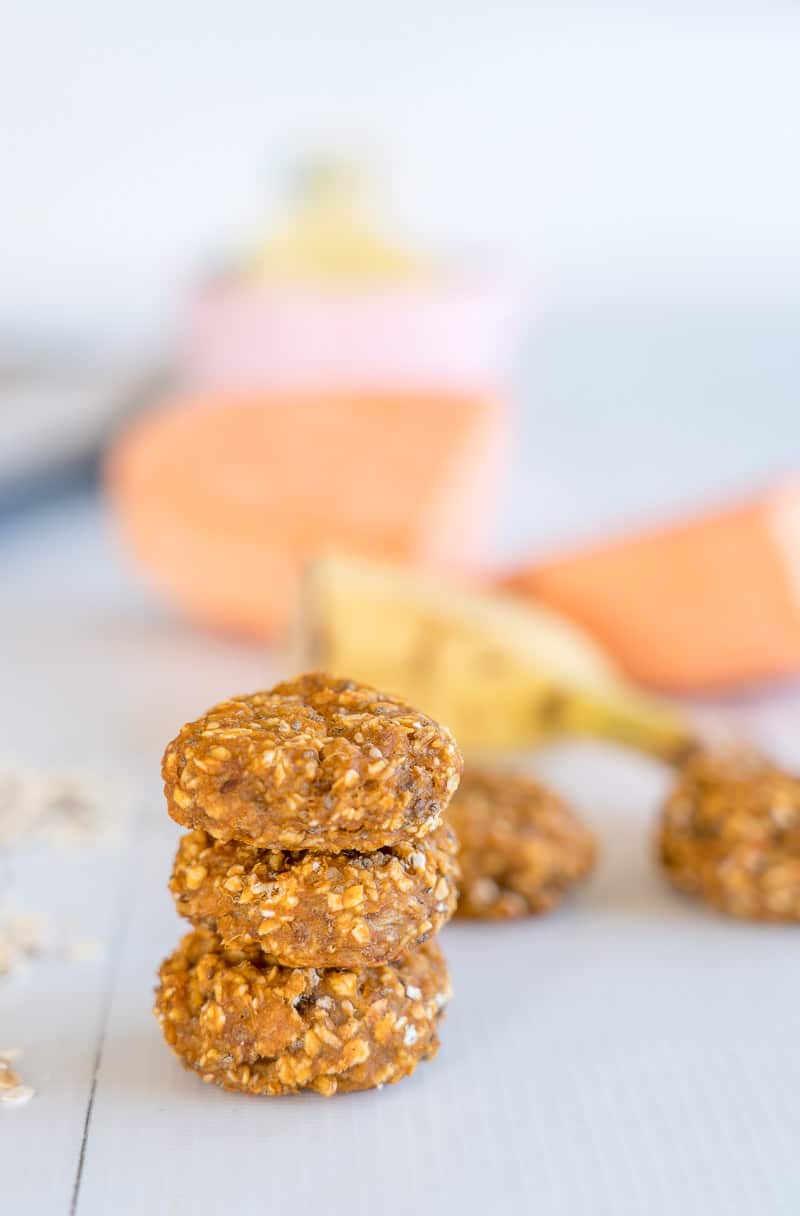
[
  {"xmin": 659, "ymin": 748, "xmax": 800, "ymax": 921},
  {"xmin": 447, "ymin": 767, "xmax": 597, "ymax": 920}
]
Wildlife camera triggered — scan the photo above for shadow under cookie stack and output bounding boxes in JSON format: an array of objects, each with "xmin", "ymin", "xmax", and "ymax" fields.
[{"xmin": 155, "ymin": 673, "xmax": 462, "ymax": 1097}]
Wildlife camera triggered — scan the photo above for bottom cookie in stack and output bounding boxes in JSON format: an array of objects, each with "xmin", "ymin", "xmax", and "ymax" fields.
[{"xmin": 155, "ymin": 927, "xmax": 451, "ymax": 1096}]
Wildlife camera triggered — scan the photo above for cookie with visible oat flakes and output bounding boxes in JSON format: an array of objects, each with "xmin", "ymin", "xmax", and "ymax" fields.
[
  {"xmin": 659, "ymin": 748, "xmax": 800, "ymax": 921},
  {"xmin": 162, "ymin": 673, "xmax": 462, "ymax": 852},
  {"xmin": 170, "ymin": 821, "xmax": 459, "ymax": 968},
  {"xmin": 155, "ymin": 928, "xmax": 450, "ymax": 1096},
  {"xmin": 448, "ymin": 768, "xmax": 596, "ymax": 919}
]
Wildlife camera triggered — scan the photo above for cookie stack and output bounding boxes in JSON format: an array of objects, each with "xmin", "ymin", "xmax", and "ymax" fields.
[{"xmin": 155, "ymin": 673, "xmax": 462, "ymax": 1096}]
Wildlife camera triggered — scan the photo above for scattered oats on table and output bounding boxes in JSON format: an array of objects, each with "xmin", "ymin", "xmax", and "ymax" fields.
[
  {"xmin": 0, "ymin": 911, "xmax": 47, "ymax": 978},
  {"xmin": 0, "ymin": 764, "xmax": 127, "ymax": 851},
  {"xmin": 63, "ymin": 936, "xmax": 105, "ymax": 963},
  {"xmin": 0, "ymin": 765, "xmax": 127, "ymax": 1108},
  {"xmin": 0, "ymin": 1050, "xmax": 34, "ymax": 1107}
]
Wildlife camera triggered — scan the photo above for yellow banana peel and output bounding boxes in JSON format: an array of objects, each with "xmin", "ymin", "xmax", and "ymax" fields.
[{"xmin": 297, "ymin": 553, "xmax": 696, "ymax": 764}]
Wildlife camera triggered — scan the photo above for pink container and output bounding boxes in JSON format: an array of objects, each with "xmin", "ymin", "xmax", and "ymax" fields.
[{"xmin": 180, "ymin": 273, "xmax": 519, "ymax": 394}]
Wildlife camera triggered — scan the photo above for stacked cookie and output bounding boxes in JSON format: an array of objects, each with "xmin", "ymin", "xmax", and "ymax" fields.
[{"xmin": 155, "ymin": 673, "xmax": 462, "ymax": 1096}]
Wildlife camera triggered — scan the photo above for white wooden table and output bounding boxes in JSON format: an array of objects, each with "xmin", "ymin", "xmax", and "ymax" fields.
[{"xmin": 3, "ymin": 306, "xmax": 800, "ymax": 1214}]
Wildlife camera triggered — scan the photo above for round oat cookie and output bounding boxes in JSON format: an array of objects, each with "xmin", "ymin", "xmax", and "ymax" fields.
[
  {"xmin": 155, "ymin": 928, "xmax": 451, "ymax": 1096},
  {"xmin": 659, "ymin": 748, "xmax": 800, "ymax": 921},
  {"xmin": 163, "ymin": 673, "xmax": 462, "ymax": 852},
  {"xmin": 448, "ymin": 768, "xmax": 596, "ymax": 919},
  {"xmin": 170, "ymin": 821, "xmax": 459, "ymax": 968}
]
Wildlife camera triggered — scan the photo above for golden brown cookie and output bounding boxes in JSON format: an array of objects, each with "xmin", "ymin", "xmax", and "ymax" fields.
[
  {"xmin": 163, "ymin": 673, "xmax": 462, "ymax": 852},
  {"xmin": 169, "ymin": 822, "xmax": 459, "ymax": 968},
  {"xmin": 155, "ymin": 928, "xmax": 451, "ymax": 1096},
  {"xmin": 659, "ymin": 748, "xmax": 800, "ymax": 920},
  {"xmin": 448, "ymin": 768, "xmax": 596, "ymax": 919}
]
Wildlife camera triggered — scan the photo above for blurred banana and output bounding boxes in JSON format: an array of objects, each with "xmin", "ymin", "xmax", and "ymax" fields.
[{"xmin": 297, "ymin": 553, "xmax": 696, "ymax": 763}]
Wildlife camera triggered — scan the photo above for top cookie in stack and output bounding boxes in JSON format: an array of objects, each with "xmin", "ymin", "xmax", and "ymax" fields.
[{"xmin": 164, "ymin": 672, "xmax": 463, "ymax": 968}]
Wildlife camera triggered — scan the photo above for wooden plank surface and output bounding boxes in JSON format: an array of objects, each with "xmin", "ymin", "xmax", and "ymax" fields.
[
  {"xmin": 1, "ymin": 846, "xmax": 127, "ymax": 1213},
  {"xmin": 4, "ymin": 489, "xmax": 800, "ymax": 1216},
  {"xmin": 69, "ymin": 751, "xmax": 800, "ymax": 1216}
]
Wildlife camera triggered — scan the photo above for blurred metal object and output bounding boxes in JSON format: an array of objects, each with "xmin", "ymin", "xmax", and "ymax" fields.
[{"xmin": 0, "ymin": 348, "xmax": 163, "ymax": 512}]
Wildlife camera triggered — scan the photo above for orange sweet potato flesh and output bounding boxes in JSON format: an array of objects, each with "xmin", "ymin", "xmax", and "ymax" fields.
[
  {"xmin": 500, "ymin": 484, "xmax": 800, "ymax": 693},
  {"xmin": 106, "ymin": 390, "xmax": 505, "ymax": 637}
]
